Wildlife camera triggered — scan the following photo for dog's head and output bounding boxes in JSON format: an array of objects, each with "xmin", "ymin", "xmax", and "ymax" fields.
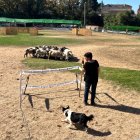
[{"xmin": 62, "ymin": 105, "xmax": 70, "ymax": 113}]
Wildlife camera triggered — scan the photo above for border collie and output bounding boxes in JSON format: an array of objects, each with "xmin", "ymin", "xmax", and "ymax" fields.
[{"xmin": 62, "ymin": 106, "xmax": 94, "ymax": 132}]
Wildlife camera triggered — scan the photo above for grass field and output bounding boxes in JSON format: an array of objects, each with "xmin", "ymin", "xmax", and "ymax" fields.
[
  {"xmin": 0, "ymin": 30, "xmax": 140, "ymax": 47},
  {"xmin": 0, "ymin": 33, "xmax": 87, "ymax": 46},
  {"xmin": 100, "ymin": 67, "xmax": 140, "ymax": 92},
  {"xmin": 23, "ymin": 58, "xmax": 140, "ymax": 92}
]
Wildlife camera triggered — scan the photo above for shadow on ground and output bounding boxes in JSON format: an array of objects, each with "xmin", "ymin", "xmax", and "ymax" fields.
[
  {"xmin": 71, "ymin": 124, "xmax": 111, "ymax": 137},
  {"xmin": 95, "ymin": 103, "xmax": 140, "ymax": 115}
]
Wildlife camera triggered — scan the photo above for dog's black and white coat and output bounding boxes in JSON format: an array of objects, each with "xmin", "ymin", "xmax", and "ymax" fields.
[{"xmin": 62, "ymin": 106, "xmax": 94, "ymax": 132}]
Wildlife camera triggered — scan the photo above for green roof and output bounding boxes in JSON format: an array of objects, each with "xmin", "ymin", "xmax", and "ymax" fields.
[{"xmin": 0, "ymin": 17, "xmax": 81, "ymax": 25}]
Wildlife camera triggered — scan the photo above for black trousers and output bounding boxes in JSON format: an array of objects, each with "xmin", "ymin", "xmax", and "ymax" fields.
[{"xmin": 84, "ymin": 80, "xmax": 98, "ymax": 104}]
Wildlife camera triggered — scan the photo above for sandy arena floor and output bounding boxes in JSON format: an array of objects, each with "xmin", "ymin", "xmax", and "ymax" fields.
[{"xmin": 0, "ymin": 44, "xmax": 140, "ymax": 140}]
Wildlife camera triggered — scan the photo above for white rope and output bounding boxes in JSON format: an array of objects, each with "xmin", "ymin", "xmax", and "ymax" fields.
[
  {"xmin": 20, "ymin": 66, "xmax": 80, "ymax": 91},
  {"xmin": 21, "ymin": 66, "xmax": 80, "ymax": 75},
  {"xmin": 21, "ymin": 80, "xmax": 77, "ymax": 89}
]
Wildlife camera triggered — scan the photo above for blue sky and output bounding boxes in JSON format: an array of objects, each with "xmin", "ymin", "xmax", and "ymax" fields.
[{"xmin": 97, "ymin": 0, "xmax": 140, "ymax": 13}]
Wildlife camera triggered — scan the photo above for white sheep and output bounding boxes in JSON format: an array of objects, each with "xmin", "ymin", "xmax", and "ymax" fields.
[
  {"xmin": 48, "ymin": 49, "xmax": 64, "ymax": 60},
  {"xmin": 63, "ymin": 49, "xmax": 73, "ymax": 61},
  {"xmin": 35, "ymin": 48, "xmax": 48, "ymax": 58}
]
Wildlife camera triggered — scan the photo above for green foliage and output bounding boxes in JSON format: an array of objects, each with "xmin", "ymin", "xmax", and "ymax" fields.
[
  {"xmin": 0, "ymin": 0, "xmax": 103, "ymax": 26},
  {"xmin": 108, "ymin": 25, "xmax": 140, "ymax": 32},
  {"xmin": 80, "ymin": 0, "xmax": 103, "ymax": 26},
  {"xmin": 22, "ymin": 58, "xmax": 81, "ymax": 69},
  {"xmin": 0, "ymin": 0, "xmax": 20, "ymax": 17},
  {"xmin": 2, "ymin": 0, "xmax": 140, "ymax": 27},
  {"xmin": 104, "ymin": 14, "xmax": 117, "ymax": 28},
  {"xmin": 104, "ymin": 11, "xmax": 140, "ymax": 28},
  {"xmin": 100, "ymin": 67, "xmax": 140, "ymax": 92}
]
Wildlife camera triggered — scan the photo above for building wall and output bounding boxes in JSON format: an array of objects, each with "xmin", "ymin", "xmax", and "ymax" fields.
[
  {"xmin": 137, "ymin": 5, "xmax": 140, "ymax": 14},
  {"xmin": 102, "ymin": 4, "xmax": 132, "ymax": 14}
]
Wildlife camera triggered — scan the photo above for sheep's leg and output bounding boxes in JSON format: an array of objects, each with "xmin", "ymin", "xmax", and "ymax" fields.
[
  {"xmin": 24, "ymin": 53, "xmax": 26, "ymax": 58},
  {"xmin": 55, "ymin": 55, "xmax": 57, "ymax": 60},
  {"xmin": 48, "ymin": 53, "xmax": 50, "ymax": 60},
  {"xmin": 29, "ymin": 53, "xmax": 31, "ymax": 57}
]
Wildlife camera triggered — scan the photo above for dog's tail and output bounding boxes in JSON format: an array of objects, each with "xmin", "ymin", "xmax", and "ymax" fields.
[{"xmin": 87, "ymin": 115, "xmax": 94, "ymax": 121}]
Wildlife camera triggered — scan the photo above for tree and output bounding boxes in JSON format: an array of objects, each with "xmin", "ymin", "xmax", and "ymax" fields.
[
  {"xmin": 0, "ymin": 0, "xmax": 104, "ymax": 26},
  {"xmin": 136, "ymin": 14, "xmax": 140, "ymax": 26},
  {"xmin": 19, "ymin": 0, "xmax": 47, "ymax": 18},
  {"xmin": 79, "ymin": 0, "xmax": 102, "ymax": 25},
  {"xmin": 103, "ymin": 11, "xmax": 140, "ymax": 28},
  {"xmin": 0, "ymin": 0, "xmax": 47, "ymax": 18},
  {"xmin": 0, "ymin": 0, "xmax": 21, "ymax": 17}
]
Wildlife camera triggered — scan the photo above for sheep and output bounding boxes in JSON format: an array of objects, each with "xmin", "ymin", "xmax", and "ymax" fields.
[
  {"xmin": 48, "ymin": 49, "xmax": 64, "ymax": 60},
  {"xmin": 60, "ymin": 47, "xmax": 68, "ymax": 52},
  {"xmin": 24, "ymin": 45, "xmax": 74, "ymax": 61},
  {"xmin": 63, "ymin": 48, "xmax": 73, "ymax": 61},
  {"xmin": 35, "ymin": 47, "xmax": 49, "ymax": 58},
  {"xmin": 51, "ymin": 46, "xmax": 59, "ymax": 50},
  {"xmin": 24, "ymin": 47, "xmax": 37, "ymax": 58}
]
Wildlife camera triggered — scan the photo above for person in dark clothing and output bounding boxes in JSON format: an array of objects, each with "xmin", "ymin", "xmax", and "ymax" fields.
[{"xmin": 81, "ymin": 52, "xmax": 99, "ymax": 106}]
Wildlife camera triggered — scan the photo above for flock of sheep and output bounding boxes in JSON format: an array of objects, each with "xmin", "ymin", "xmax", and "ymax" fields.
[{"xmin": 24, "ymin": 45, "xmax": 74, "ymax": 61}]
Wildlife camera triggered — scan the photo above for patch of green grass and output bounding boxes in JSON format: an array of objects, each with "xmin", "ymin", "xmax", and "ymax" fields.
[
  {"xmin": 22, "ymin": 58, "xmax": 81, "ymax": 72},
  {"xmin": 0, "ymin": 33, "xmax": 87, "ymax": 47},
  {"xmin": 22, "ymin": 58, "xmax": 140, "ymax": 92},
  {"xmin": 100, "ymin": 67, "xmax": 140, "ymax": 92}
]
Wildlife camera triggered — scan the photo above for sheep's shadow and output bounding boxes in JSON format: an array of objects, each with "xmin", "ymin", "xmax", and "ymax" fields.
[
  {"xmin": 69, "ymin": 56, "xmax": 79, "ymax": 62},
  {"xmin": 38, "ymin": 55, "xmax": 79, "ymax": 62},
  {"xmin": 70, "ymin": 124, "xmax": 111, "ymax": 137},
  {"xmin": 37, "ymin": 33, "xmax": 44, "ymax": 36}
]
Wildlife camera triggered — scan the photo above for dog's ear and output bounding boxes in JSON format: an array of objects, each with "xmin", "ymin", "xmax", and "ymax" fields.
[
  {"xmin": 66, "ymin": 105, "xmax": 70, "ymax": 109},
  {"xmin": 62, "ymin": 106, "xmax": 65, "ymax": 112}
]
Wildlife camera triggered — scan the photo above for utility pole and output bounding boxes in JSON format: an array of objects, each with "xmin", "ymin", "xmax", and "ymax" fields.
[{"xmin": 84, "ymin": 2, "xmax": 86, "ymax": 27}]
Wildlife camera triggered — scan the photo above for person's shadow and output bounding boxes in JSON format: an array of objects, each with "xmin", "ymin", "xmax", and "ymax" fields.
[
  {"xmin": 71, "ymin": 124, "xmax": 111, "ymax": 137},
  {"xmin": 95, "ymin": 104, "xmax": 140, "ymax": 115},
  {"xmin": 95, "ymin": 93, "xmax": 140, "ymax": 115}
]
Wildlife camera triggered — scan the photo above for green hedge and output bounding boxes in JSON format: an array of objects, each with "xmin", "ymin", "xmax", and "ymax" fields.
[{"xmin": 108, "ymin": 26, "xmax": 140, "ymax": 32}]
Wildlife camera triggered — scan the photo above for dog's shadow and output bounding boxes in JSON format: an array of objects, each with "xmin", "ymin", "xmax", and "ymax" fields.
[{"xmin": 70, "ymin": 124, "xmax": 111, "ymax": 137}]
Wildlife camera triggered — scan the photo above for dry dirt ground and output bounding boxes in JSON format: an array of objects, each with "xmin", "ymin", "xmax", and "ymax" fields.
[{"xmin": 0, "ymin": 41, "xmax": 140, "ymax": 140}]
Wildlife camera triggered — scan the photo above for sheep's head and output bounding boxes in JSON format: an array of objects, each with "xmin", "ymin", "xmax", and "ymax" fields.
[{"xmin": 68, "ymin": 51, "xmax": 73, "ymax": 56}]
